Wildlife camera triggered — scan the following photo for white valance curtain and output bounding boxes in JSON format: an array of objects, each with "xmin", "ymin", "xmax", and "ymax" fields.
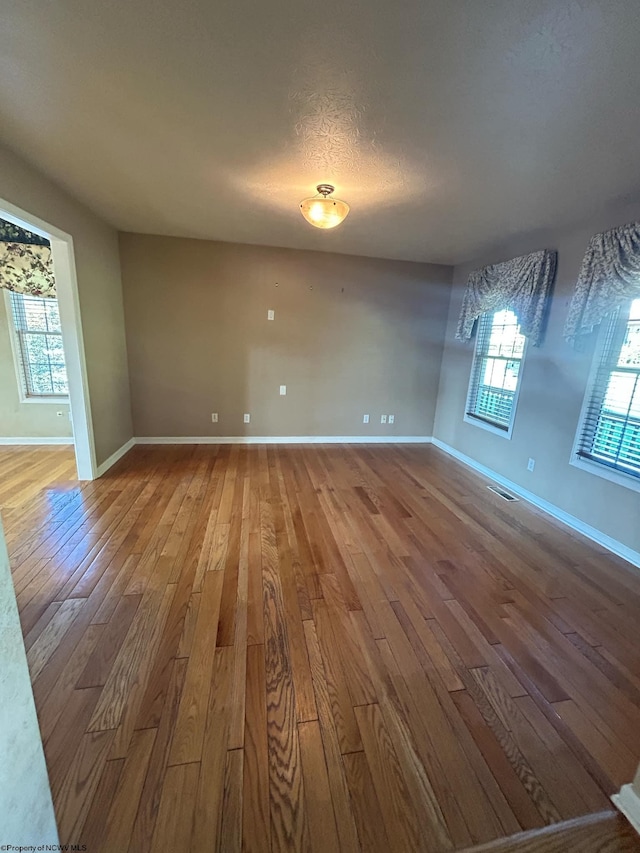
[
  {"xmin": 0, "ymin": 242, "xmax": 56, "ymax": 298},
  {"xmin": 564, "ymin": 221, "xmax": 640, "ymax": 344},
  {"xmin": 0, "ymin": 220, "xmax": 56, "ymax": 298},
  {"xmin": 456, "ymin": 249, "xmax": 556, "ymax": 346}
]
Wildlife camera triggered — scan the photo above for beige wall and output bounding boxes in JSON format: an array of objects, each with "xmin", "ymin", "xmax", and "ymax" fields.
[
  {"xmin": 0, "ymin": 293, "xmax": 72, "ymax": 439},
  {"xmin": 434, "ymin": 200, "xmax": 640, "ymax": 555},
  {"xmin": 120, "ymin": 234, "xmax": 452, "ymax": 438},
  {"xmin": 0, "ymin": 515, "xmax": 58, "ymax": 844},
  {"xmin": 0, "ymin": 144, "xmax": 132, "ymax": 465}
]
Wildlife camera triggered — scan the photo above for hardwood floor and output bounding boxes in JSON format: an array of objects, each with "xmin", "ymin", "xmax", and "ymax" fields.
[
  {"xmin": 460, "ymin": 812, "xmax": 640, "ymax": 852},
  {"xmin": 2, "ymin": 443, "xmax": 640, "ymax": 851},
  {"xmin": 0, "ymin": 444, "xmax": 76, "ymax": 511}
]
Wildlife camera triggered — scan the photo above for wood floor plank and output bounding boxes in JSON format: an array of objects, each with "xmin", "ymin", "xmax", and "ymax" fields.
[
  {"xmin": 101, "ymin": 727, "xmax": 157, "ymax": 851},
  {"xmin": 457, "ymin": 811, "xmax": 640, "ymax": 853},
  {"xmin": 247, "ymin": 529, "xmax": 265, "ymax": 645},
  {"xmin": 368, "ymin": 632, "xmax": 474, "ymax": 848},
  {"xmin": 452, "ymin": 688, "xmax": 552, "ymax": 833},
  {"xmin": 243, "ymin": 644, "xmax": 271, "ymax": 853},
  {"xmin": 220, "ymin": 748, "xmax": 244, "ymax": 853},
  {"xmin": 270, "ymin": 450, "xmax": 319, "ymax": 723},
  {"xmin": 377, "ymin": 598, "xmax": 509, "ymax": 844},
  {"xmin": 515, "ymin": 696, "xmax": 610, "ymax": 814},
  {"xmin": 319, "ymin": 573, "xmax": 376, "ymax": 708},
  {"xmin": 298, "ymin": 719, "xmax": 340, "ymax": 853},
  {"xmin": 303, "ymin": 619, "xmax": 362, "ymax": 853},
  {"xmin": 128, "ymin": 657, "xmax": 188, "ymax": 852},
  {"xmin": 27, "ymin": 597, "xmax": 85, "ymax": 680},
  {"xmin": 76, "ymin": 593, "xmax": 141, "ymax": 688},
  {"xmin": 472, "ymin": 668, "xmax": 590, "ymax": 822},
  {"xmin": 78, "ymin": 758, "xmax": 124, "ymax": 852},
  {"xmin": 150, "ymin": 762, "xmax": 201, "ymax": 853},
  {"xmin": 312, "ymin": 598, "xmax": 363, "ymax": 754},
  {"xmin": 177, "ymin": 591, "xmax": 201, "ymax": 658},
  {"xmin": 342, "ymin": 750, "xmax": 392, "ymax": 853},
  {"xmin": 87, "ymin": 576, "xmax": 172, "ymax": 733},
  {"xmin": 37, "ymin": 623, "xmax": 105, "ymax": 742},
  {"xmin": 23, "ymin": 600, "xmax": 62, "ymax": 651},
  {"xmin": 228, "ymin": 499, "xmax": 250, "ymax": 749},
  {"xmin": 262, "ymin": 494, "xmax": 311, "ymax": 852},
  {"xmin": 358, "ymin": 612, "xmax": 472, "ymax": 850},
  {"xmin": 43, "ymin": 686, "xmax": 102, "ymax": 793},
  {"xmin": 391, "ymin": 597, "xmax": 465, "ymax": 693},
  {"xmin": 54, "ymin": 730, "xmax": 115, "ymax": 844},
  {"xmin": 552, "ymin": 699, "xmax": 637, "ymax": 789},
  {"xmin": 215, "ymin": 519, "xmax": 242, "ymax": 646},
  {"xmin": 354, "ymin": 702, "xmax": 427, "ymax": 852},
  {"xmin": 191, "ymin": 645, "xmax": 234, "ymax": 850},
  {"xmin": 168, "ymin": 569, "xmax": 224, "ymax": 765}
]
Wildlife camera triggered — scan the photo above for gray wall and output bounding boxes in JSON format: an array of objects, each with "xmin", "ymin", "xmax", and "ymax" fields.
[
  {"xmin": 434, "ymin": 200, "xmax": 640, "ymax": 555},
  {"xmin": 0, "ymin": 294, "xmax": 72, "ymax": 439},
  {"xmin": 120, "ymin": 234, "xmax": 452, "ymax": 438},
  {"xmin": 0, "ymin": 144, "xmax": 132, "ymax": 465},
  {"xmin": 0, "ymin": 516, "xmax": 58, "ymax": 844}
]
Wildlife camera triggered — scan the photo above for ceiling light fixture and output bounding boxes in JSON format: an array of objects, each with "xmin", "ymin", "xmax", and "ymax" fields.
[{"xmin": 299, "ymin": 184, "xmax": 350, "ymax": 229}]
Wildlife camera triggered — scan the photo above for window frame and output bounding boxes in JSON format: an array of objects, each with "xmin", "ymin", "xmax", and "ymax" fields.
[
  {"xmin": 4, "ymin": 289, "xmax": 70, "ymax": 404},
  {"xmin": 571, "ymin": 299, "xmax": 640, "ymax": 495},
  {"xmin": 463, "ymin": 308, "xmax": 528, "ymax": 440}
]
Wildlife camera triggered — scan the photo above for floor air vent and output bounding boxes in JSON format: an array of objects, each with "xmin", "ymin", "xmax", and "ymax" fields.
[{"xmin": 487, "ymin": 485, "xmax": 519, "ymax": 502}]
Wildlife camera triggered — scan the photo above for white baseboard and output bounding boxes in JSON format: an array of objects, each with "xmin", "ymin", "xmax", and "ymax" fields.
[
  {"xmin": 612, "ymin": 785, "xmax": 640, "ymax": 836},
  {"xmin": 96, "ymin": 437, "xmax": 136, "ymax": 477},
  {"xmin": 0, "ymin": 436, "xmax": 72, "ymax": 445},
  {"xmin": 431, "ymin": 438, "xmax": 640, "ymax": 570},
  {"xmin": 135, "ymin": 435, "xmax": 434, "ymax": 446}
]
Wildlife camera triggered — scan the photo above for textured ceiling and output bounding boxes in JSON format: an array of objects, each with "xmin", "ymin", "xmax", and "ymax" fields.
[{"xmin": 1, "ymin": 1, "xmax": 640, "ymax": 264}]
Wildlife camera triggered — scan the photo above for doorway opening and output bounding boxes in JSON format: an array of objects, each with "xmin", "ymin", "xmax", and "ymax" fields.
[{"xmin": 0, "ymin": 197, "xmax": 95, "ymax": 483}]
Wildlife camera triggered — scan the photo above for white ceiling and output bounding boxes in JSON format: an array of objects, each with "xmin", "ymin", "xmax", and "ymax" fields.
[{"xmin": 2, "ymin": 1, "xmax": 640, "ymax": 265}]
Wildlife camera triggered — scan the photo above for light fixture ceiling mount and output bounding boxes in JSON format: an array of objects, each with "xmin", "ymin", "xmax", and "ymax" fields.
[{"xmin": 299, "ymin": 184, "xmax": 350, "ymax": 230}]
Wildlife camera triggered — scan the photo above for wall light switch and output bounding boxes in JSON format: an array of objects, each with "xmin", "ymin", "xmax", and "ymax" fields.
[
  {"xmin": 388, "ymin": 414, "xmax": 395, "ymax": 424},
  {"xmin": 279, "ymin": 385, "xmax": 286, "ymax": 395},
  {"xmin": 363, "ymin": 414, "xmax": 370, "ymax": 424},
  {"xmin": 267, "ymin": 309, "xmax": 275, "ymax": 321},
  {"xmin": 380, "ymin": 415, "xmax": 387, "ymax": 424},
  {"xmin": 244, "ymin": 413, "xmax": 251, "ymax": 423},
  {"xmin": 527, "ymin": 458, "xmax": 535, "ymax": 472},
  {"xmin": 211, "ymin": 412, "xmax": 218, "ymax": 423}
]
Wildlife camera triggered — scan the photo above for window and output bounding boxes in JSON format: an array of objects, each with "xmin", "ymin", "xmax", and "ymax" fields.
[
  {"xmin": 574, "ymin": 298, "xmax": 640, "ymax": 486},
  {"xmin": 465, "ymin": 309, "xmax": 526, "ymax": 437},
  {"xmin": 7, "ymin": 291, "xmax": 69, "ymax": 399}
]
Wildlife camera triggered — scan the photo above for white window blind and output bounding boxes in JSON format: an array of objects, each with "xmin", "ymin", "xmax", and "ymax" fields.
[
  {"xmin": 466, "ymin": 309, "xmax": 526, "ymax": 432},
  {"xmin": 9, "ymin": 292, "xmax": 69, "ymax": 397},
  {"xmin": 576, "ymin": 298, "xmax": 640, "ymax": 478}
]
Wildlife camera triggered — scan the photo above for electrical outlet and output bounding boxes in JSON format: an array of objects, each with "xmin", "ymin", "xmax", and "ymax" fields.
[
  {"xmin": 388, "ymin": 414, "xmax": 395, "ymax": 424},
  {"xmin": 380, "ymin": 415, "xmax": 387, "ymax": 424},
  {"xmin": 244, "ymin": 413, "xmax": 251, "ymax": 424},
  {"xmin": 267, "ymin": 309, "xmax": 275, "ymax": 320},
  {"xmin": 527, "ymin": 458, "xmax": 535, "ymax": 472},
  {"xmin": 363, "ymin": 414, "xmax": 370, "ymax": 424},
  {"xmin": 211, "ymin": 412, "xmax": 218, "ymax": 423},
  {"xmin": 279, "ymin": 385, "xmax": 286, "ymax": 395}
]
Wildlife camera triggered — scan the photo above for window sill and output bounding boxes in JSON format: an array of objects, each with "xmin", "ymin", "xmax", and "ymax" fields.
[
  {"xmin": 20, "ymin": 396, "xmax": 70, "ymax": 405},
  {"xmin": 463, "ymin": 413, "xmax": 513, "ymax": 440},
  {"xmin": 570, "ymin": 454, "xmax": 640, "ymax": 495}
]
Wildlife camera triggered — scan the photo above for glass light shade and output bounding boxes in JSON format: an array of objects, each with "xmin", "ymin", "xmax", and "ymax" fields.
[{"xmin": 300, "ymin": 187, "xmax": 350, "ymax": 229}]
